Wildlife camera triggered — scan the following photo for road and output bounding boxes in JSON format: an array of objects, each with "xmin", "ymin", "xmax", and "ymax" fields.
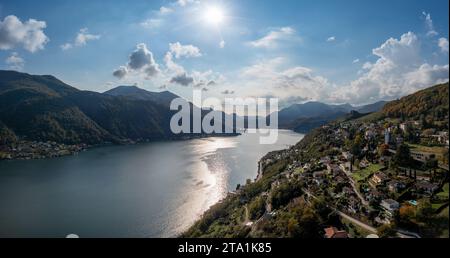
[{"xmin": 336, "ymin": 211, "xmax": 377, "ymax": 233}]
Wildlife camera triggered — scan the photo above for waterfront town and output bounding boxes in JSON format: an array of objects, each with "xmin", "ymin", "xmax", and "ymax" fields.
[
  {"xmin": 0, "ymin": 141, "xmax": 88, "ymax": 160},
  {"xmin": 250, "ymin": 116, "xmax": 449, "ymax": 238}
]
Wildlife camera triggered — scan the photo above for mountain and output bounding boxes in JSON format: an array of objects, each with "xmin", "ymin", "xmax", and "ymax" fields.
[
  {"xmin": 382, "ymin": 83, "xmax": 449, "ymax": 122},
  {"xmin": 104, "ymin": 86, "xmax": 179, "ymax": 107},
  {"xmin": 277, "ymin": 101, "xmax": 387, "ymax": 133},
  {"xmin": 356, "ymin": 101, "xmax": 388, "ymax": 113},
  {"xmin": 0, "ymin": 70, "xmax": 234, "ymax": 145}
]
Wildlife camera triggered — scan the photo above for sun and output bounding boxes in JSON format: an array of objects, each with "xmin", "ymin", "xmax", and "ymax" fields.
[{"xmin": 204, "ymin": 6, "xmax": 225, "ymax": 25}]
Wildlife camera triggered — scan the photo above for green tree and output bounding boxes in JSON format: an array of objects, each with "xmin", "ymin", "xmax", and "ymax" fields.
[
  {"xmin": 248, "ymin": 196, "xmax": 266, "ymax": 220},
  {"xmin": 393, "ymin": 144, "xmax": 412, "ymax": 167}
]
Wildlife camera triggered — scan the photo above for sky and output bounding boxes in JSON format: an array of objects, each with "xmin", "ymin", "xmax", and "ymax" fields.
[{"xmin": 0, "ymin": 0, "xmax": 449, "ymax": 107}]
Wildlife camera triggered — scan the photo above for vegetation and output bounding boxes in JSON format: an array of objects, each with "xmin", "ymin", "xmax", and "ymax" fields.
[{"xmin": 351, "ymin": 164, "xmax": 384, "ymax": 182}]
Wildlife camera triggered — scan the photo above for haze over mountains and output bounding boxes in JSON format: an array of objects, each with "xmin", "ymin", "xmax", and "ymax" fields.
[{"xmin": 277, "ymin": 100, "xmax": 388, "ymax": 133}]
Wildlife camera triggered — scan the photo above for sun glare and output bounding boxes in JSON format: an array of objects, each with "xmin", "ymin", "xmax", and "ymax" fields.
[{"xmin": 204, "ymin": 6, "xmax": 225, "ymax": 25}]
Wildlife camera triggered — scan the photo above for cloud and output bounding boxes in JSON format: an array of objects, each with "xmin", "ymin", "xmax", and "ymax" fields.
[
  {"xmin": 140, "ymin": 19, "xmax": 163, "ymax": 29},
  {"xmin": 177, "ymin": 0, "xmax": 198, "ymax": 7},
  {"xmin": 128, "ymin": 44, "xmax": 159, "ymax": 72},
  {"xmin": 5, "ymin": 52, "xmax": 24, "ymax": 70},
  {"xmin": 169, "ymin": 42, "xmax": 202, "ymax": 58},
  {"xmin": 219, "ymin": 40, "xmax": 226, "ymax": 48},
  {"xmin": 159, "ymin": 7, "xmax": 173, "ymax": 15},
  {"xmin": 422, "ymin": 12, "xmax": 438, "ymax": 37},
  {"xmin": 352, "ymin": 59, "xmax": 360, "ymax": 64},
  {"xmin": 113, "ymin": 43, "xmax": 160, "ymax": 79},
  {"xmin": 241, "ymin": 57, "xmax": 331, "ymax": 102},
  {"xmin": 327, "ymin": 36, "xmax": 336, "ymax": 42},
  {"xmin": 164, "ymin": 51, "xmax": 185, "ymax": 74},
  {"xmin": 0, "ymin": 15, "xmax": 49, "ymax": 53},
  {"xmin": 331, "ymin": 32, "xmax": 449, "ymax": 103},
  {"xmin": 113, "ymin": 66, "xmax": 128, "ymax": 79},
  {"xmin": 61, "ymin": 28, "xmax": 100, "ymax": 50},
  {"xmin": 439, "ymin": 38, "xmax": 449, "ymax": 53},
  {"xmin": 249, "ymin": 27, "xmax": 298, "ymax": 48},
  {"xmin": 170, "ymin": 73, "xmax": 194, "ymax": 86}
]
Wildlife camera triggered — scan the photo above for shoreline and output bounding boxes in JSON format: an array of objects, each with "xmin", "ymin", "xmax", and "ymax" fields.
[{"xmin": 0, "ymin": 132, "xmax": 241, "ymax": 162}]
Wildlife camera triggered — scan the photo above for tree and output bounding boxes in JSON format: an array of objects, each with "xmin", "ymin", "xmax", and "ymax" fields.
[
  {"xmin": 377, "ymin": 224, "xmax": 396, "ymax": 238},
  {"xmin": 378, "ymin": 144, "xmax": 389, "ymax": 157},
  {"xmin": 248, "ymin": 196, "xmax": 266, "ymax": 220},
  {"xmin": 425, "ymin": 157, "xmax": 438, "ymax": 180},
  {"xmin": 416, "ymin": 199, "xmax": 433, "ymax": 221},
  {"xmin": 399, "ymin": 205, "xmax": 416, "ymax": 222},
  {"xmin": 393, "ymin": 144, "xmax": 412, "ymax": 168},
  {"xmin": 287, "ymin": 218, "xmax": 300, "ymax": 237}
]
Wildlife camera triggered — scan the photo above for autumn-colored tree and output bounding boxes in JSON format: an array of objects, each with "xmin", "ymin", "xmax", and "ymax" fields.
[
  {"xmin": 378, "ymin": 144, "xmax": 390, "ymax": 157},
  {"xmin": 399, "ymin": 205, "xmax": 416, "ymax": 221},
  {"xmin": 287, "ymin": 218, "xmax": 300, "ymax": 237}
]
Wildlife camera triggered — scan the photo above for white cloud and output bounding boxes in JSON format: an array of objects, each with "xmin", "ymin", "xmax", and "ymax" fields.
[
  {"xmin": 159, "ymin": 6, "xmax": 173, "ymax": 15},
  {"xmin": 327, "ymin": 36, "xmax": 336, "ymax": 42},
  {"xmin": 240, "ymin": 57, "xmax": 331, "ymax": 102},
  {"xmin": 61, "ymin": 28, "xmax": 100, "ymax": 50},
  {"xmin": 439, "ymin": 37, "xmax": 449, "ymax": 53},
  {"xmin": 249, "ymin": 27, "xmax": 298, "ymax": 49},
  {"xmin": 0, "ymin": 15, "xmax": 49, "ymax": 53},
  {"xmin": 140, "ymin": 19, "xmax": 163, "ymax": 29},
  {"xmin": 113, "ymin": 43, "xmax": 160, "ymax": 79},
  {"xmin": 352, "ymin": 59, "xmax": 360, "ymax": 64},
  {"xmin": 362, "ymin": 62, "xmax": 373, "ymax": 70},
  {"xmin": 422, "ymin": 12, "xmax": 438, "ymax": 37},
  {"xmin": 5, "ymin": 52, "xmax": 24, "ymax": 70},
  {"xmin": 219, "ymin": 40, "xmax": 226, "ymax": 49},
  {"xmin": 331, "ymin": 32, "xmax": 449, "ymax": 104},
  {"xmin": 169, "ymin": 42, "xmax": 202, "ymax": 58},
  {"xmin": 177, "ymin": 0, "xmax": 198, "ymax": 7}
]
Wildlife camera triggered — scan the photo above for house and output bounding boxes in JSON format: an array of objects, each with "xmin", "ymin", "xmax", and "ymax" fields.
[
  {"xmin": 320, "ymin": 156, "xmax": 331, "ymax": 165},
  {"xmin": 415, "ymin": 181, "xmax": 439, "ymax": 196},
  {"xmin": 366, "ymin": 189, "xmax": 383, "ymax": 203},
  {"xmin": 381, "ymin": 199, "xmax": 400, "ymax": 216},
  {"xmin": 359, "ymin": 159, "xmax": 370, "ymax": 169},
  {"xmin": 370, "ymin": 172, "xmax": 388, "ymax": 187},
  {"xmin": 387, "ymin": 180, "xmax": 406, "ymax": 193},
  {"xmin": 324, "ymin": 227, "xmax": 348, "ymax": 238}
]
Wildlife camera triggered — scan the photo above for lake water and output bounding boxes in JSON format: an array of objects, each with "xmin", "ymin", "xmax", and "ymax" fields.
[{"xmin": 0, "ymin": 130, "xmax": 303, "ymax": 238}]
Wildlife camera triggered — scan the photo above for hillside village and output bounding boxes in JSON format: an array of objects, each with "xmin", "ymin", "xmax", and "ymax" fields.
[{"xmin": 183, "ymin": 83, "xmax": 449, "ymax": 238}]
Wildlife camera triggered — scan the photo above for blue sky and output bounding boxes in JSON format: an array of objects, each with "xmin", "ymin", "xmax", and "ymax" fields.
[{"xmin": 0, "ymin": 0, "xmax": 449, "ymax": 106}]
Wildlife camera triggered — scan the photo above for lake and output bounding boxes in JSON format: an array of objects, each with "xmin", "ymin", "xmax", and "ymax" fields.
[{"xmin": 0, "ymin": 130, "xmax": 303, "ymax": 238}]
